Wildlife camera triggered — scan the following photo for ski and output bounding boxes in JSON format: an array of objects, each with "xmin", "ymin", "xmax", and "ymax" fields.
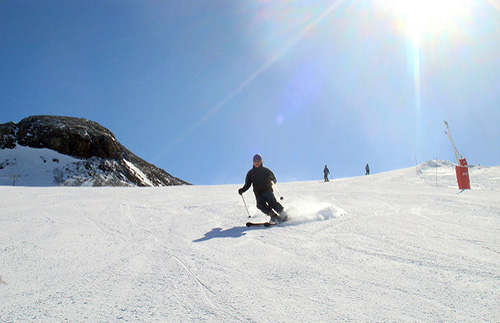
[{"xmin": 246, "ymin": 222, "xmax": 276, "ymax": 227}]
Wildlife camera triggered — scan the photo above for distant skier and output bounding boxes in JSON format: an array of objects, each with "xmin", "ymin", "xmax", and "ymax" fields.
[
  {"xmin": 323, "ymin": 165, "xmax": 330, "ymax": 182},
  {"xmin": 365, "ymin": 163, "xmax": 370, "ymax": 175},
  {"xmin": 238, "ymin": 154, "xmax": 288, "ymax": 223}
]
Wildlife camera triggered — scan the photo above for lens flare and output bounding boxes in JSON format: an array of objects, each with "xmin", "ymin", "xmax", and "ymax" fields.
[{"xmin": 165, "ymin": 0, "xmax": 347, "ymax": 152}]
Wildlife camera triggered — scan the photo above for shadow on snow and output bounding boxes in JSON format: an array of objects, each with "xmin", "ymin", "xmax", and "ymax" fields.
[{"xmin": 193, "ymin": 225, "xmax": 272, "ymax": 242}]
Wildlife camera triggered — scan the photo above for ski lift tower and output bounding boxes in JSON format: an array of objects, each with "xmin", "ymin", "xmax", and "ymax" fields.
[{"xmin": 444, "ymin": 121, "xmax": 470, "ymax": 189}]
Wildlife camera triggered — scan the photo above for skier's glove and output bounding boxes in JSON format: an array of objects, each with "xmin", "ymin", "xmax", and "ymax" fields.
[{"xmin": 238, "ymin": 188, "xmax": 244, "ymax": 195}]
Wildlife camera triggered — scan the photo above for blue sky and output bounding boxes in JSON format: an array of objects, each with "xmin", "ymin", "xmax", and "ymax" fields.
[{"xmin": 1, "ymin": 0, "xmax": 499, "ymax": 185}]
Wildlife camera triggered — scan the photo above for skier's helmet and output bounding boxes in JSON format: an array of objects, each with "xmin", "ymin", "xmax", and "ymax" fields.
[{"xmin": 253, "ymin": 154, "xmax": 262, "ymax": 162}]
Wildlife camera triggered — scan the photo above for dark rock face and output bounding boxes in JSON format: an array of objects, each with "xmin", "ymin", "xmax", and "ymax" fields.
[
  {"xmin": 0, "ymin": 122, "xmax": 17, "ymax": 150},
  {"xmin": 0, "ymin": 115, "xmax": 190, "ymax": 186},
  {"xmin": 15, "ymin": 116, "xmax": 122, "ymax": 159}
]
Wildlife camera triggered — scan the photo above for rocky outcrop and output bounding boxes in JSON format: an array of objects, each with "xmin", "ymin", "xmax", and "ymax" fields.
[{"xmin": 0, "ymin": 116, "xmax": 189, "ymax": 186}]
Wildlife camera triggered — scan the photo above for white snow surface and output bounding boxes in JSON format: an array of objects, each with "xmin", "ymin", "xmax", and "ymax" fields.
[{"xmin": 1, "ymin": 161, "xmax": 499, "ymax": 322}]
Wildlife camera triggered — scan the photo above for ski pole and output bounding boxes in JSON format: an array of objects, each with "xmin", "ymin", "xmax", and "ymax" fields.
[
  {"xmin": 272, "ymin": 182, "xmax": 284, "ymax": 200},
  {"xmin": 241, "ymin": 194, "xmax": 252, "ymax": 218}
]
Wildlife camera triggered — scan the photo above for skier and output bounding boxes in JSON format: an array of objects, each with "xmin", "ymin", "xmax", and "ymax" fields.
[
  {"xmin": 323, "ymin": 165, "xmax": 330, "ymax": 182},
  {"xmin": 365, "ymin": 163, "xmax": 370, "ymax": 175},
  {"xmin": 238, "ymin": 154, "xmax": 288, "ymax": 223}
]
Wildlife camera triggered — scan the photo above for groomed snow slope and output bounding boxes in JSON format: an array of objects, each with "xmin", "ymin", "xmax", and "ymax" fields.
[{"xmin": 1, "ymin": 162, "xmax": 499, "ymax": 322}]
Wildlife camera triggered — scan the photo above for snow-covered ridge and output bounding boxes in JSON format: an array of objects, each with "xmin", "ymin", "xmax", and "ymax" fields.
[
  {"xmin": 0, "ymin": 145, "xmax": 145, "ymax": 187},
  {"xmin": 0, "ymin": 115, "xmax": 189, "ymax": 186},
  {"xmin": 0, "ymin": 145, "xmax": 181, "ymax": 187}
]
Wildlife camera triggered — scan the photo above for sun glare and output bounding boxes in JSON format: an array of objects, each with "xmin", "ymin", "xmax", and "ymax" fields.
[
  {"xmin": 380, "ymin": 0, "xmax": 472, "ymax": 38},
  {"xmin": 377, "ymin": 0, "xmax": 473, "ymax": 157}
]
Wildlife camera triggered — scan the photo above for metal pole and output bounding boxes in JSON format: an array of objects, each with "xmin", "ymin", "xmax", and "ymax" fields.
[
  {"xmin": 241, "ymin": 194, "xmax": 252, "ymax": 218},
  {"xmin": 272, "ymin": 182, "xmax": 284, "ymax": 200},
  {"xmin": 436, "ymin": 157, "xmax": 438, "ymax": 187},
  {"xmin": 443, "ymin": 120, "xmax": 462, "ymax": 164}
]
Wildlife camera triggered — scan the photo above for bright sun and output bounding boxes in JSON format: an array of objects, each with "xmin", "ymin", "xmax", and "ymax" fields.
[
  {"xmin": 379, "ymin": 0, "xmax": 472, "ymax": 38},
  {"xmin": 376, "ymin": 0, "xmax": 474, "ymax": 136}
]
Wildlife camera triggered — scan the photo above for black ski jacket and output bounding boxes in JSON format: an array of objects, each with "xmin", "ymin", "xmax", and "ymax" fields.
[{"xmin": 240, "ymin": 165, "xmax": 277, "ymax": 196}]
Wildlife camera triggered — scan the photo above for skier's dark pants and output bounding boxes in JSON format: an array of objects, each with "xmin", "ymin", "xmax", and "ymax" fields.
[{"xmin": 256, "ymin": 191, "xmax": 284, "ymax": 215}]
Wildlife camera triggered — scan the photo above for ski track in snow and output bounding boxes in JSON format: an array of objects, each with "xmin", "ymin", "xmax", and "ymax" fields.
[
  {"xmin": 117, "ymin": 201, "xmax": 252, "ymax": 322},
  {"xmin": 0, "ymin": 162, "xmax": 499, "ymax": 322}
]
